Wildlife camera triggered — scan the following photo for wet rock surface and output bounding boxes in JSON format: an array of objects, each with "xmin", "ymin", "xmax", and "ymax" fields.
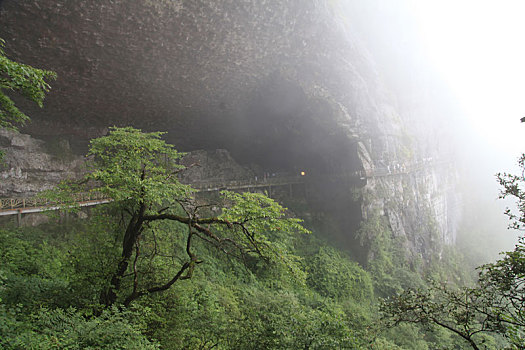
[{"xmin": 0, "ymin": 130, "xmax": 85, "ymax": 196}]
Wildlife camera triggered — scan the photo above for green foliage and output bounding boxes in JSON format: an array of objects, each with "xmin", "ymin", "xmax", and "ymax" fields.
[
  {"xmin": 86, "ymin": 126, "xmax": 190, "ymax": 206},
  {"xmin": 0, "ymin": 220, "xmax": 120, "ymax": 311},
  {"xmin": 142, "ymin": 261, "xmax": 365, "ymax": 349},
  {"xmin": 47, "ymin": 127, "xmax": 310, "ymax": 307},
  {"xmin": 368, "ymin": 336, "xmax": 405, "ymax": 349},
  {"xmin": 357, "ymin": 212, "xmax": 424, "ymax": 297},
  {"xmin": 0, "ymin": 223, "xmax": 159, "ymax": 349},
  {"xmin": 2, "ymin": 210, "xmax": 472, "ymax": 349},
  {"xmin": 380, "ymin": 281, "xmax": 497, "ymax": 349},
  {"xmin": 0, "ymin": 228, "xmax": 69, "ymax": 310},
  {"xmin": 0, "ymin": 38, "xmax": 56, "ymax": 130},
  {"xmin": 381, "ymin": 323, "xmax": 430, "ymax": 350},
  {"xmin": 230, "ymin": 288, "xmax": 355, "ymax": 349},
  {"xmin": 497, "ymin": 154, "xmax": 525, "ymax": 231},
  {"xmin": 476, "ymin": 238, "xmax": 525, "ymax": 347},
  {"xmin": 0, "ymin": 305, "xmax": 159, "ymax": 349},
  {"xmin": 217, "ymin": 190, "xmax": 310, "ymax": 282},
  {"xmin": 306, "ymin": 246, "xmax": 373, "ymax": 302}
]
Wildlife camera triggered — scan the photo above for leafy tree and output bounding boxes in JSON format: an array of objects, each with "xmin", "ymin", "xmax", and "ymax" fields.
[
  {"xmin": 380, "ymin": 281, "xmax": 497, "ymax": 350},
  {"xmin": 0, "ymin": 38, "xmax": 56, "ymax": 160},
  {"xmin": 0, "ymin": 38, "xmax": 56, "ymax": 130},
  {"xmin": 51, "ymin": 126, "xmax": 309, "ymax": 308},
  {"xmin": 477, "ymin": 238, "xmax": 525, "ymax": 346},
  {"xmin": 497, "ymin": 153, "xmax": 525, "ymax": 231}
]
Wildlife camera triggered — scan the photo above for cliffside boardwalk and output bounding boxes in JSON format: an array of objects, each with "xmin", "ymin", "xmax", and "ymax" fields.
[
  {"xmin": 0, "ymin": 193, "xmax": 112, "ymax": 225},
  {"xmin": 0, "ymin": 161, "xmax": 441, "ymax": 226},
  {"xmin": 0, "ymin": 175, "xmax": 312, "ymax": 226}
]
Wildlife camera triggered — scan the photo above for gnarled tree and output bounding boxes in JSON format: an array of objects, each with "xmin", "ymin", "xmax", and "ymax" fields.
[{"xmin": 51, "ymin": 126, "xmax": 309, "ymax": 307}]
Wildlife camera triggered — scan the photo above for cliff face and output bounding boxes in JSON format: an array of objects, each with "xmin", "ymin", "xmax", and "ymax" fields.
[
  {"xmin": 0, "ymin": 0, "xmax": 390, "ymax": 158},
  {"xmin": 0, "ymin": 130, "xmax": 84, "ymax": 196},
  {"xmin": 0, "ymin": 0, "xmax": 460, "ymax": 259}
]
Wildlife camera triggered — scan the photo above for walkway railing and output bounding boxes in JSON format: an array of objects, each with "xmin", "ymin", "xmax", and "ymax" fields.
[
  {"xmin": 0, "ymin": 161, "xmax": 446, "ymax": 217},
  {"xmin": 190, "ymin": 175, "xmax": 307, "ymax": 192},
  {"xmin": 0, "ymin": 192, "xmax": 111, "ymax": 217},
  {"xmin": 0, "ymin": 176, "xmax": 308, "ymax": 216},
  {"xmin": 0, "ymin": 192, "xmax": 107, "ymax": 211}
]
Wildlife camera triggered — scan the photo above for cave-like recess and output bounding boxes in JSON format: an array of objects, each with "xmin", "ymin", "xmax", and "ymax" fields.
[
  {"xmin": 0, "ymin": 0, "xmax": 368, "ymax": 252},
  {"xmin": 213, "ymin": 77, "xmax": 365, "ymax": 254},
  {"xmin": 0, "ymin": 0, "xmax": 367, "ymax": 179},
  {"xmin": 177, "ymin": 76, "xmax": 367, "ymax": 255}
]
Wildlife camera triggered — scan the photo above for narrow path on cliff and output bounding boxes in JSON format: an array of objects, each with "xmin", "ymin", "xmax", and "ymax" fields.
[{"xmin": 0, "ymin": 159, "xmax": 449, "ymax": 217}]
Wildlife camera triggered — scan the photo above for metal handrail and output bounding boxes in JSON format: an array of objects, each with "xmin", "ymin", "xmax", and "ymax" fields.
[
  {"xmin": 0, "ymin": 192, "xmax": 107, "ymax": 210},
  {"xmin": 1, "ymin": 165, "xmax": 434, "ymax": 213}
]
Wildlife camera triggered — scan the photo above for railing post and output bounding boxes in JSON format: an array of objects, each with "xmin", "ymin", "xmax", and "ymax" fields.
[{"xmin": 304, "ymin": 183, "xmax": 308, "ymax": 199}]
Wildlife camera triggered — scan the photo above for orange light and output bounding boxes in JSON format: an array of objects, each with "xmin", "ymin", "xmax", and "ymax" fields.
[{"xmin": 300, "ymin": 171, "xmax": 305, "ymax": 176}]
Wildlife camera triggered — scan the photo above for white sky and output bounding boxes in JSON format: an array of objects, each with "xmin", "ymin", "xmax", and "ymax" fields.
[{"xmin": 410, "ymin": 0, "xmax": 525, "ymax": 169}]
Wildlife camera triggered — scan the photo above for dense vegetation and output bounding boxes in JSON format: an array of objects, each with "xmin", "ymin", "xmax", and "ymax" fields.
[
  {"xmin": 0, "ymin": 212, "xmax": 477, "ymax": 349},
  {"xmin": 0, "ymin": 128, "xmax": 513, "ymax": 350},
  {"xmin": 0, "ymin": 38, "xmax": 55, "ymax": 131}
]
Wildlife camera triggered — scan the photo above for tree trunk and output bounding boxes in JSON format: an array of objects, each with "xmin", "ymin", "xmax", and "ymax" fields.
[{"xmin": 100, "ymin": 207, "xmax": 144, "ymax": 306}]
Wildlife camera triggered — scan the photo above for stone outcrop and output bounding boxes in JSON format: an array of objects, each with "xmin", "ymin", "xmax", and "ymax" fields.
[
  {"xmin": 179, "ymin": 149, "xmax": 254, "ymax": 184},
  {"xmin": 0, "ymin": 130, "xmax": 85, "ymax": 196},
  {"xmin": 363, "ymin": 163, "xmax": 461, "ymax": 260}
]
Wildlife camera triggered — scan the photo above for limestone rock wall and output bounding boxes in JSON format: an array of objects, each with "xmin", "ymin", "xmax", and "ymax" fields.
[
  {"xmin": 0, "ymin": 130, "xmax": 85, "ymax": 196},
  {"xmin": 0, "ymin": 0, "xmax": 388, "ymax": 147},
  {"xmin": 362, "ymin": 162, "xmax": 461, "ymax": 259},
  {"xmin": 179, "ymin": 149, "xmax": 254, "ymax": 184},
  {"xmin": 0, "ymin": 0, "xmax": 460, "ymax": 257}
]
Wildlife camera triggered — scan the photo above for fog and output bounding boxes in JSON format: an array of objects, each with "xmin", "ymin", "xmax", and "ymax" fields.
[
  {"xmin": 341, "ymin": 0, "xmax": 523, "ymax": 255},
  {"xmin": 413, "ymin": 0, "xmax": 525, "ymax": 168},
  {"xmin": 347, "ymin": 1, "xmax": 524, "ymax": 159}
]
